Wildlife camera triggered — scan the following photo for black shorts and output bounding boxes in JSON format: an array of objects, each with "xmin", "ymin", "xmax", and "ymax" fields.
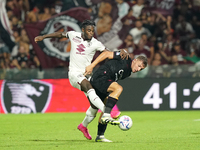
[{"xmin": 90, "ymin": 68, "xmax": 114, "ymax": 101}]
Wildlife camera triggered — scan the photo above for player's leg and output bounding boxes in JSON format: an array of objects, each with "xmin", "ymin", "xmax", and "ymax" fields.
[
  {"xmin": 95, "ymin": 112, "xmax": 112, "ymax": 142},
  {"xmin": 94, "ymin": 96, "xmax": 112, "ymax": 142},
  {"xmin": 89, "ymin": 73, "xmax": 121, "ymax": 125},
  {"xmin": 105, "ymin": 82, "xmax": 123, "ymax": 114},
  {"xmin": 81, "ymin": 79, "xmax": 105, "ymax": 112},
  {"xmin": 96, "ymin": 109, "xmax": 120, "ymax": 142},
  {"xmin": 78, "ymin": 88, "xmax": 113, "ymax": 141},
  {"xmin": 102, "ymin": 97, "xmax": 121, "ymax": 119},
  {"xmin": 68, "ymin": 71, "xmax": 105, "ymax": 112},
  {"xmin": 101, "ymin": 82, "xmax": 123, "ymax": 125},
  {"xmin": 78, "ymin": 104, "xmax": 98, "ymax": 140}
]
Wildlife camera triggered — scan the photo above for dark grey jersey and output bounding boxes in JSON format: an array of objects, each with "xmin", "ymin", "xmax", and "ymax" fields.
[{"xmin": 96, "ymin": 51, "xmax": 132, "ymax": 81}]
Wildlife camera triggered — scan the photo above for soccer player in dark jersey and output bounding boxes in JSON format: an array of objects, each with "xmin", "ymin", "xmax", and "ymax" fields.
[{"xmin": 79, "ymin": 50, "xmax": 147, "ymax": 142}]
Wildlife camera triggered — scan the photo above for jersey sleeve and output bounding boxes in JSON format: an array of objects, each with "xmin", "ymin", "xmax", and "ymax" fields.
[
  {"xmin": 113, "ymin": 51, "xmax": 121, "ymax": 60},
  {"xmin": 66, "ymin": 31, "xmax": 75, "ymax": 39}
]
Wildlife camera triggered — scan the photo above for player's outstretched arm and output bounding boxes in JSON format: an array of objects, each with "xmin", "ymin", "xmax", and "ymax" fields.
[
  {"xmin": 34, "ymin": 32, "xmax": 66, "ymax": 43},
  {"xmin": 84, "ymin": 51, "xmax": 113, "ymax": 76}
]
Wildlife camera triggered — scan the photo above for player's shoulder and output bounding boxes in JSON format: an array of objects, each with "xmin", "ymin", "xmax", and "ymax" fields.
[
  {"xmin": 68, "ymin": 31, "xmax": 80, "ymax": 35},
  {"xmin": 68, "ymin": 30, "xmax": 75, "ymax": 33},
  {"xmin": 67, "ymin": 31, "xmax": 81, "ymax": 38},
  {"xmin": 91, "ymin": 37, "xmax": 102, "ymax": 44},
  {"xmin": 91, "ymin": 36, "xmax": 98, "ymax": 41}
]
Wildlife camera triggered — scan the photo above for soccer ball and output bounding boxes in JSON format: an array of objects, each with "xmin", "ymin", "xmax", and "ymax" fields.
[{"xmin": 118, "ymin": 115, "xmax": 133, "ymax": 131}]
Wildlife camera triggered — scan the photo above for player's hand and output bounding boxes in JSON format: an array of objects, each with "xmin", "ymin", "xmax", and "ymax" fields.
[
  {"xmin": 34, "ymin": 36, "xmax": 44, "ymax": 43},
  {"xmin": 84, "ymin": 65, "xmax": 93, "ymax": 76},
  {"xmin": 120, "ymin": 49, "xmax": 129, "ymax": 60}
]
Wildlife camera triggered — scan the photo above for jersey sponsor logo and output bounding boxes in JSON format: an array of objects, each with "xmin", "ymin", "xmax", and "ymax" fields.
[
  {"xmin": 1, "ymin": 80, "xmax": 52, "ymax": 114},
  {"xmin": 72, "ymin": 37, "xmax": 81, "ymax": 43},
  {"xmin": 39, "ymin": 15, "xmax": 81, "ymax": 61},
  {"xmin": 76, "ymin": 44, "xmax": 85, "ymax": 55}
]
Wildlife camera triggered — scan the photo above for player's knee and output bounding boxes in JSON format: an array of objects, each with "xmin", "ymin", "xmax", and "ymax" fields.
[
  {"xmin": 90, "ymin": 102, "xmax": 98, "ymax": 109},
  {"xmin": 81, "ymin": 79, "xmax": 93, "ymax": 92},
  {"xmin": 116, "ymin": 85, "xmax": 123, "ymax": 94}
]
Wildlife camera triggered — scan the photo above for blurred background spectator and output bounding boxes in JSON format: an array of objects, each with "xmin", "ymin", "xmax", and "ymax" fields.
[
  {"xmin": 0, "ymin": 0, "xmax": 200, "ymax": 79},
  {"xmin": 131, "ymin": 0, "xmax": 145, "ymax": 18},
  {"xmin": 115, "ymin": 0, "xmax": 130, "ymax": 18},
  {"xmin": 129, "ymin": 19, "xmax": 151, "ymax": 45}
]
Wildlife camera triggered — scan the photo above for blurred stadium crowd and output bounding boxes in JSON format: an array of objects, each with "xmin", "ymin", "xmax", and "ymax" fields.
[{"xmin": 1, "ymin": 0, "xmax": 200, "ymax": 79}]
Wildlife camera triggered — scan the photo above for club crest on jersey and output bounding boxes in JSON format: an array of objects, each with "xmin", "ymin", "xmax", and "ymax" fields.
[
  {"xmin": 39, "ymin": 16, "xmax": 81, "ymax": 61},
  {"xmin": 87, "ymin": 42, "xmax": 92, "ymax": 47},
  {"xmin": 1, "ymin": 80, "xmax": 52, "ymax": 114}
]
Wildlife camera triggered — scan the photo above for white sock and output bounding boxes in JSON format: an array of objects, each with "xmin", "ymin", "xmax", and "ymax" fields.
[
  {"xmin": 87, "ymin": 89, "xmax": 105, "ymax": 112},
  {"xmin": 102, "ymin": 113, "xmax": 110, "ymax": 117},
  {"xmin": 82, "ymin": 106, "xmax": 98, "ymax": 127}
]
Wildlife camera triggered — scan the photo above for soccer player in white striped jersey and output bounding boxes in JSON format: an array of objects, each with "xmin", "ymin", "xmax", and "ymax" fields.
[{"xmin": 35, "ymin": 20, "xmax": 128, "ymax": 140}]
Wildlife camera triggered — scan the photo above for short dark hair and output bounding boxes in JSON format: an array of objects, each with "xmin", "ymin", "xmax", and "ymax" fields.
[
  {"xmin": 136, "ymin": 55, "xmax": 148, "ymax": 67},
  {"xmin": 81, "ymin": 20, "xmax": 96, "ymax": 29}
]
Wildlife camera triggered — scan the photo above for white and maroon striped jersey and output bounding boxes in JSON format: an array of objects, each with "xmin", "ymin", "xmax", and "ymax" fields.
[{"xmin": 66, "ymin": 31, "xmax": 105, "ymax": 73}]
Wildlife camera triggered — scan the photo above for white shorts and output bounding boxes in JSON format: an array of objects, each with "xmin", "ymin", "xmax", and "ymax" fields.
[{"xmin": 68, "ymin": 70, "xmax": 87, "ymax": 90}]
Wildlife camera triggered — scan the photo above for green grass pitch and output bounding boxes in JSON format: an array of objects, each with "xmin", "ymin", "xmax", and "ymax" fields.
[{"xmin": 0, "ymin": 111, "xmax": 200, "ymax": 150}]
